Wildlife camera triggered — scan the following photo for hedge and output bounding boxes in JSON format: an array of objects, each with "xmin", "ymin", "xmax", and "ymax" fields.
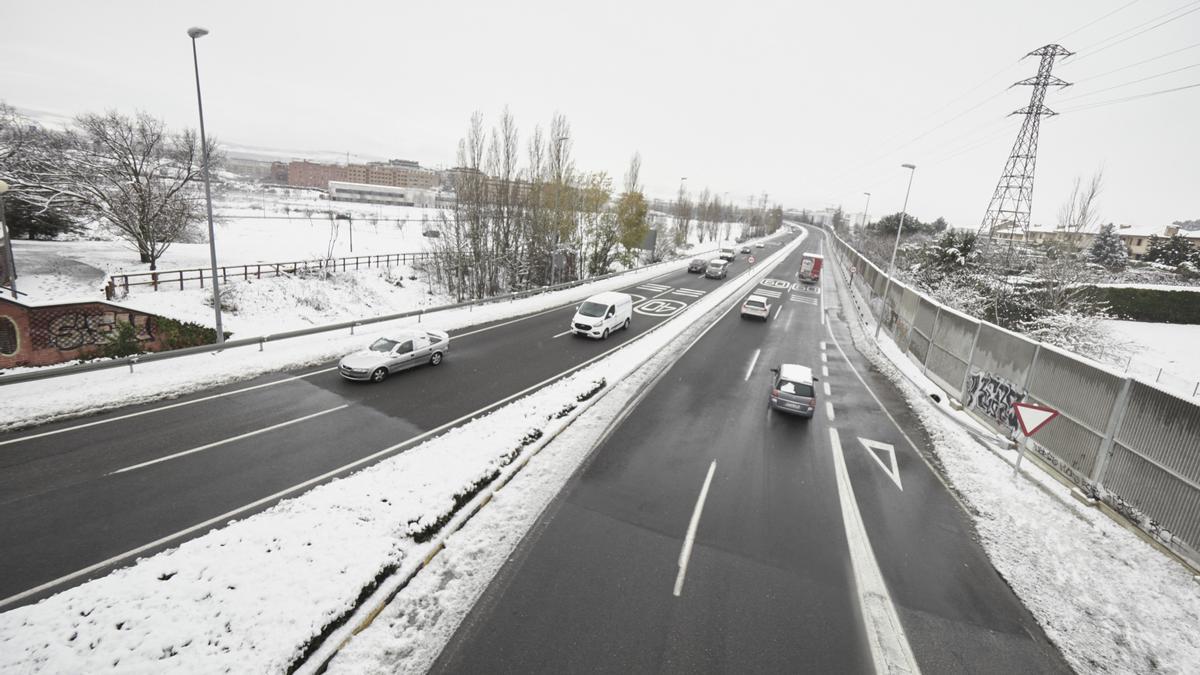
[{"xmin": 1086, "ymin": 285, "xmax": 1200, "ymax": 324}]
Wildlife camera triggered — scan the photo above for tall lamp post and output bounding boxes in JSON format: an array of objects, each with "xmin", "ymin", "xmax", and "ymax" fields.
[
  {"xmin": 188, "ymin": 26, "xmax": 224, "ymax": 344},
  {"xmin": 0, "ymin": 180, "xmax": 16, "ymax": 299},
  {"xmin": 552, "ymin": 135, "xmax": 568, "ymax": 285},
  {"xmin": 875, "ymin": 163, "xmax": 916, "ymax": 341},
  {"xmin": 859, "ymin": 191, "xmax": 872, "ymax": 233}
]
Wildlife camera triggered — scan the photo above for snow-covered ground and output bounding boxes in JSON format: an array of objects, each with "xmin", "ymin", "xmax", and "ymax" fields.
[
  {"xmin": 831, "ymin": 245, "xmax": 1200, "ymax": 675},
  {"xmin": 0, "ymin": 231, "xmax": 805, "ymax": 673},
  {"xmin": 1103, "ymin": 319, "xmax": 1200, "ymax": 397}
]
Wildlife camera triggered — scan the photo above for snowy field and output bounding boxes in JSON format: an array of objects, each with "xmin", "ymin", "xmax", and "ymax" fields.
[
  {"xmin": 0, "ymin": 230, "xmax": 804, "ymax": 673},
  {"xmin": 1104, "ymin": 319, "xmax": 1200, "ymax": 396},
  {"xmin": 832, "ymin": 247, "xmax": 1200, "ymax": 675}
]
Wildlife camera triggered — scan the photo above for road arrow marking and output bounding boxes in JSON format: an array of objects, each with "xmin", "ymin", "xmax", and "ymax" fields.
[{"xmin": 858, "ymin": 437, "xmax": 903, "ymax": 491}]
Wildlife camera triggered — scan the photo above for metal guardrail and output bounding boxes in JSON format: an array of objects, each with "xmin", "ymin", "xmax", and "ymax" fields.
[
  {"xmin": 2, "ymin": 250, "xmax": 718, "ymax": 387},
  {"xmin": 105, "ymin": 252, "xmax": 437, "ymax": 298}
]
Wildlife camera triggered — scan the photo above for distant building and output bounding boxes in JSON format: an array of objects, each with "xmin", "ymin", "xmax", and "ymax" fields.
[
  {"xmin": 1004, "ymin": 223, "xmax": 1200, "ymax": 260},
  {"xmin": 328, "ymin": 181, "xmax": 436, "ymax": 207},
  {"xmin": 224, "ymin": 157, "xmax": 275, "ymax": 180},
  {"xmin": 286, "ymin": 159, "xmax": 436, "ymax": 191}
]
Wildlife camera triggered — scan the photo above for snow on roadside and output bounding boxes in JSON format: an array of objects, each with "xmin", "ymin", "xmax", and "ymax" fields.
[
  {"xmin": 828, "ymin": 245, "xmax": 1200, "ymax": 675},
  {"xmin": 0, "ymin": 232, "xmax": 805, "ymax": 674}
]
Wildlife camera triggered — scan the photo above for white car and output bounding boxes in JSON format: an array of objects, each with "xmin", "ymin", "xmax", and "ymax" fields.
[
  {"xmin": 338, "ymin": 329, "xmax": 450, "ymax": 382},
  {"xmin": 740, "ymin": 294, "xmax": 771, "ymax": 321}
]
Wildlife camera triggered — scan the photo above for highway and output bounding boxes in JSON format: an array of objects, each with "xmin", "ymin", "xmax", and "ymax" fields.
[
  {"xmin": 0, "ymin": 231, "xmax": 795, "ymax": 609},
  {"xmin": 432, "ymin": 231, "xmax": 1071, "ymax": 673}
]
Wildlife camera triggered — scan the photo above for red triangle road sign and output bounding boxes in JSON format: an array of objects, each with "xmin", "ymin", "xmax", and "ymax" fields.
[{"xmin": 1013, "ymin": 402, "xmax": 1059, "ymax": 436}]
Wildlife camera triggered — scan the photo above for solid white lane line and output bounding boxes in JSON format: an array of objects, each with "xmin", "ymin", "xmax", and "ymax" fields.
[
  {"xmin": 828, "ymin": 429, "xmax": 921, "ymax": 674},
  {"xmin": 824, "ymin": 382, "xmax": 831, "ymax": 396},
  {"xmin": 109, "ymin": 405, "xmax": 350, "ymax": 475},
  {"xmin": 552, "ymin": 329, "xmax": 572, "ymax": 339},
  {"xmin": 0, "ymin": 367, "xmax": 338, "ymax": 448},
  {"xmin": 823, "ymin": 366, "xmax": 829, "ymax": 378},
  {"xmin": 744, "ymin": 349, "xmax": 761, "ymax": 381},
  {"xmin": 773, "ymin": 304, "xmax": 783, "ymax": 320},
  {"xmin": 826, "ymin": 402, "xmax": 836, "ymax": 420},
  {"xmin": 674, "ymin": 460, "xmax": 717, "ymax": 597}
]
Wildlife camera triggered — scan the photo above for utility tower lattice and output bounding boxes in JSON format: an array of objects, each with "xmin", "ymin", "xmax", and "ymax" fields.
[{"xmin": 978, "ymin": 44, "xmax": 1073, "ymax": 251}]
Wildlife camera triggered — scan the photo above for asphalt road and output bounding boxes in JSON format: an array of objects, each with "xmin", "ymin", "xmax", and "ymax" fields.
[
  {"xmin": 432, "ymin": 231, "xmax": 1070, "ymax": 674},
  {"xmin": 0, "ymin": 232, "xmax": 798, "ymax": 608}
]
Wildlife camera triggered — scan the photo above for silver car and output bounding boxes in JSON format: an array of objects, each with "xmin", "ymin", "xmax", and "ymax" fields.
[{"xmin": 338, "ymin": 329, "xmax": 450, "ymax": 382}]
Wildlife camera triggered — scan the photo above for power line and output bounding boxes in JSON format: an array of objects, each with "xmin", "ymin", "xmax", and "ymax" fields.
[
  {"xmin": 1054, "ymin": 0, "xmax": 1143, "ymax": 43},
  {"xmin": 1061, "ymin": 62, "xmax": 1200, "ymax": 100},
  {"xmin": 1073, "ymin": 40, "xmax": 1200, "ymax": 83},
  {"xmin": 1059, "ymin": 80, "xmax": 1200, "ymax": 111},
  {"xmin": 1069, "ymin": 1, "xmax": 1200, "ymax": 64}
]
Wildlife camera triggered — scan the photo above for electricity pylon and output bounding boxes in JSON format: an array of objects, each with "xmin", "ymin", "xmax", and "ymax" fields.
[{"xmin": 978, "ymin": 44, "xmax": 1073, "ymax": 255}]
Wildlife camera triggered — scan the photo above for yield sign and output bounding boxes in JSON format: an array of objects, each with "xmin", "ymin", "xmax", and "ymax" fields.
[
  {"xmin": 858, "ymin": 437, "xmax": 902, "ymax": 491},
  {"xmin": 1013, "ymin": 402, "xmax": 1059, "ymax": 437}
]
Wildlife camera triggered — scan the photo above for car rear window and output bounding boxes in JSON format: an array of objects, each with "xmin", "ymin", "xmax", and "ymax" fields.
[
  {"xmin": 779, "ymin": 380, "xmax": 814, "ymax": 397},
  {"xmin": 746, "ymin": 300, "xmax": 765, "ymax": 308}
]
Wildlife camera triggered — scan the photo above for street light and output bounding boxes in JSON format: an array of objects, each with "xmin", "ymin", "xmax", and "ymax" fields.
[
  {"xmin": 875, "ymin": 163, "xmax": 916, "ymax": 340},
  {"xmin": 860, "ymin": 192, "xmax": 872, "ymax": 232},
  {"xmin": 0, "ymin": 180, "xmax": 16, "ymax": 299},
  {"xmin": 187, "ymin": 26, "xmax": 224, "ymax": 344}
]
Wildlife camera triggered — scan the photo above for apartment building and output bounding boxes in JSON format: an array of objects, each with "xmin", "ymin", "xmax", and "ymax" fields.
[{"xmin": 286, "ymin": 159, "xmax": 437, "ymax": 191}]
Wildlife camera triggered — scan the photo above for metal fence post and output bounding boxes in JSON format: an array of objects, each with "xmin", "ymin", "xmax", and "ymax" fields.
[
  {"xmin": 1023, "ymin": 344, "xmax": 1042, "ymax": 392},
  {"xmin": 922, "ymin": 306, "xmax": 941, "ymax": 376},
  {"xmin": 958, "ymin": 322, "xmax": 983, "ymax": 404},
  {"xmin": 1091, "ymin": 377, "xmax": 1134, "ymax": 487}
]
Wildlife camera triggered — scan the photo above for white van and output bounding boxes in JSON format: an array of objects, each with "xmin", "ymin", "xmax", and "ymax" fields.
[{"xmin": 570, "ymin": 291, "xmax": 633, "ymax": 339}]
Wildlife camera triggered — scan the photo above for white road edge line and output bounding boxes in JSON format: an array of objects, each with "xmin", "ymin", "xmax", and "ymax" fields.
[
  {"xmin": 826, "ymin": 401, "xmax": 836, "ymax": 421},
  {"xmin": 829, "ymin": 428, "xmax": 921, "ymax": 675},
  {"xmin": 674, "ymin": 460, "xmax": 717, "ymax": 597},
  {"xmin": 109, "ymin": 405, "xmax": 350, "ymax": 475},
  {"xmin": 744, "ymin": 348, "xmax": 761, "ymax": 382}
]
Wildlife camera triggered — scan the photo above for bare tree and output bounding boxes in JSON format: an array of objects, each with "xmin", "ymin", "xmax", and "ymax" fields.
[
  {"xmin": 1058, "ymin": 169, "xmax": 1104, "ymax": 233},
  {"xmin": 3, "ymin": 110, "xmax": 217, "ymax": 270}
]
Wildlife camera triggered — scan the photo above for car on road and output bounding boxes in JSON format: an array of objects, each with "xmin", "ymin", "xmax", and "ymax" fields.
[
  {"xmin": 705, "ymin": 259, "xmax": 730, "ymax": 279},
  {"xmin": 339, "ymin": 329, "xmax": 450, "ymax": 382},
  {"xmin": 769, "ymin": 363, "xmax": 818, "ymax": 417},
  {"xmin": 740, "ymin": 246, "xmax": 752, "ymax": 254},
  {"xmin": 740, "ymin": 294, "xmax": 771, "ymax": 320},
  {"xmin": 571, "ymin": 291, "xmax": 633, "ymax": 339},
  {"xmin": 719, "ymin": 247, "xmax": 736, "ymax": 261},
  {"xmin": 756, "ymin": 242, "xmax": 765, "ymax": 249},
  {"xmin": 687, "ymin": 257, "xmax": 707, "ymax": 273}
]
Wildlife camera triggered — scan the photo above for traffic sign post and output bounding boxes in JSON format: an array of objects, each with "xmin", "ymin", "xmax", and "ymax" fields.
[{"xmin": 1012, "ymin": 402, "xmax": 1060, "ymax": 477}]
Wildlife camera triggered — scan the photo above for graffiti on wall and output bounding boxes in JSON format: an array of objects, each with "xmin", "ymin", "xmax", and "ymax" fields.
[
  {"xmin": 966, "ymin": 370, "xmax": 1024, "ymax": 432},
  {"xmin": 31, "ymin": 308, "xmax": 154, "ymax": 351}
]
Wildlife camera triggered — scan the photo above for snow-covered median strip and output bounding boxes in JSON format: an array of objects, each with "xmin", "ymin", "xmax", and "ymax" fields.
[
  {"xmin": 825, "ymin": 235, "xmax": 1200, "ymax": 675},
  {"xmin": 0, "ymin": 234, "xmax": 804, "ymax": 673}
]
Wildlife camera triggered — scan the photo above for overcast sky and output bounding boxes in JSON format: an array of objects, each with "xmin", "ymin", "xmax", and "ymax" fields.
[{"xmin": 4, "ymin": 0, "xmax": 1197, "ymax": 229}]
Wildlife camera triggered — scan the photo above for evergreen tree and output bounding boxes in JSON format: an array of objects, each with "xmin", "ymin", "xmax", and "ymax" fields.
[
  {"xmin": 3, "ymin": 198, "xmax": 79, "ymax": 239},
  {"xmin": 1088, "ymin": 223, "xmax": 1128, "ymax": 271},
  {"xmin": 1144, "ymin": 234, "xmax": 1194, "ymax": 266}
]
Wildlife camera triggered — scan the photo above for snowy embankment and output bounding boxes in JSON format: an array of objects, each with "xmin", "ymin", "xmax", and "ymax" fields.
[
  {"xmin": 830, "ymin": 244, "xmax": 1200, "ymax": 675},
  {"xmin": 1102, "ymin": 319, "xmax": 1200, "ymax": 396},
  {"xmin": 0, "ymin": 230, "xmax": 805, "ymax": 673}
]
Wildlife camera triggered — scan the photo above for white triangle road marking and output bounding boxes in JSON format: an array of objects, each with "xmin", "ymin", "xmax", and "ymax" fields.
[{"xmin": 857, "ymin": 437, "xmax": 903, "ymax": 491}]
